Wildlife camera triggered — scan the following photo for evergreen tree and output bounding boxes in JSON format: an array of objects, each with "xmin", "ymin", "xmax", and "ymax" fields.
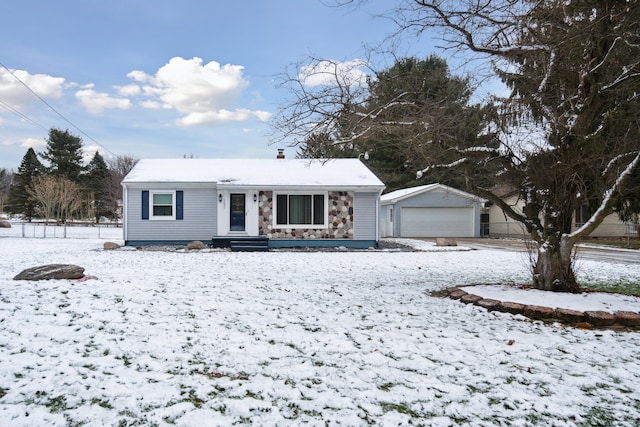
[
  {"xmin": 363, "ymin": 56, "xmax": 494, "ymax": 191},
  {"xmin": 8, "ymin": 148, "xmax": 44, "ymax": 221},
  {"xmin": 292, "ymin": 56, "xmax": 494, "ymax": 192},
  {"xmin": 41, "ymin": 128, "xmax": 85, "ymax": 183},
  {"xmin": 83, "ymin": 151, "xmax": 111, "ymax": 222}
]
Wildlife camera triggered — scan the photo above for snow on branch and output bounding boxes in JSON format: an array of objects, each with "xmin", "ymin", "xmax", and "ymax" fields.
[
  {"xmin": 460, "ymin": 146, "xmax": 496, "ymax": 153},
  {"xmin": 416, "ymin": 158, "xmax": 467, "ymax": 179},
  {"xmin": 602, "ymin": 151, "xmax": 640, "ymax": 176}
]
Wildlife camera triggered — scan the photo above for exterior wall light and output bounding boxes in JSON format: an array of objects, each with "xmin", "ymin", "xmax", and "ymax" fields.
[
  {"xmin": 253, "ymin": 193, "xmax": 258, "ymax": 202},
  {"xmin": 219, "ymin": 193, "xmax": 223, "ymax": 202}
]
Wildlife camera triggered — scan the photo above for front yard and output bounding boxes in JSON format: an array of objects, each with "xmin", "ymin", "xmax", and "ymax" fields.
[{"xmin": 0, "ymin": 236, "xmax": 639, "ymax": 426}]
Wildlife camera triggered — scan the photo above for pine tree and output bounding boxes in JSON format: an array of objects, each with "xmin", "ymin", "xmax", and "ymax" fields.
[
  {"xmin": 83, "ymin": 151, "xmax": 111, "ymax": 223},
  {"xmin": 41, "ymin": 128, "xmax": 85, "ymax": 183},
  {"xmin": 8, "ymin": 148, "xmax": 44, "ymax": 221}
]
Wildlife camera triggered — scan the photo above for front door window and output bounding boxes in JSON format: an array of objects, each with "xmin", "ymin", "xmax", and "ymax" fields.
[{"xmin": 230, "ymin": 193, "xmax": 246, "ymax": 231}]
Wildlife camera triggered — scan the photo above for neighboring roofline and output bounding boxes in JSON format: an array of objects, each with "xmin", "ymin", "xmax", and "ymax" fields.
[{"xmin": 380, "ymin": 183, "xmax": 486, "ymax": 205}]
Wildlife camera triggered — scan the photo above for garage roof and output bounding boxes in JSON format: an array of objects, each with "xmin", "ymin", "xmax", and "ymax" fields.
[{"xmin": 381, "ymin": 183, "xmax": 485, "ymax": 205}]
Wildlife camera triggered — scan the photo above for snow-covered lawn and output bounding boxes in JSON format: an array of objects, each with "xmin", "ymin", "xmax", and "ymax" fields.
[{"xmin": 1, "ymin": 231, "xmax": 639, "ymax": 426}]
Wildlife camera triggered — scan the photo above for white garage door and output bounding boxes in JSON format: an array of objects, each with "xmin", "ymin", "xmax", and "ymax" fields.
[{"xmin": 401, "ymin": 207, "xmax": 474, "ymax": 237}]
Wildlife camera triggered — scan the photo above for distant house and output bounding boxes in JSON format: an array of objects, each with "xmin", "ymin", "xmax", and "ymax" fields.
[
  {"xmin": 379, "ymin": 184, "xmax": 486, "ymax": 238},
  {"xmin": 486, "ymin": 185, "xmax": 635, "ymax": 238},
  {"xmin": 121, "ymin": 157, "xmax": 385, "ymax": 249}
]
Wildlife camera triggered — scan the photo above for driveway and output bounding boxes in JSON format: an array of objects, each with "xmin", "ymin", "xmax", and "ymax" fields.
[{"xmin": 455, "ymin": 238, "xmax": 640, "ymax": 264}]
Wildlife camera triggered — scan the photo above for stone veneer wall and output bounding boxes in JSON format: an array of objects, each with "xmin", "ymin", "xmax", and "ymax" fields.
[{"xmin": 258, "ymin": 191, "xmax": 354, "ymax": 239}]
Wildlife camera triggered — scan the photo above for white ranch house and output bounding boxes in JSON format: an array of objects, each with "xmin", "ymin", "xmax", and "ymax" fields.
[{"xmin": 121, "ymin": 158, "xmax": 385, "ymax": 250}]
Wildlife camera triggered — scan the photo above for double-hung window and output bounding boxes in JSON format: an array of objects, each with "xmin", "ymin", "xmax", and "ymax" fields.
[
  {"xmin": 275, "ymin": 193, "xmax": 326, "ymax": 227},
  {"xmin": 142, "ymin": 190, "xmax": 183, "ymax": 220},
  {"xmin": 151, "ymin": 191, "xmax": 175, "ymax": 220}
]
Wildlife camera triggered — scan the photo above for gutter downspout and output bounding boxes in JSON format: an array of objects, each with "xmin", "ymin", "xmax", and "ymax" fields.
[
  {"xmin": 122, "ymin": 183, "xmax": 128, "ymax": 243},
  {"xmin": 376, "ymin": 188, "xmax": 384, "ymax": 245}
]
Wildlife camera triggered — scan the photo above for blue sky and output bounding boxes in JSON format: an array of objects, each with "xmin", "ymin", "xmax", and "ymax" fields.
[{"xmin": 0, "ymin": 0, "xmax": 441, "ymax": 170}]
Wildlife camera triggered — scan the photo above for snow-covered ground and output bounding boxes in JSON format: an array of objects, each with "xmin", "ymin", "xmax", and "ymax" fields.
[{"xmin": 1, "ymin": 228, "xmax": 639, "ymax": 426}]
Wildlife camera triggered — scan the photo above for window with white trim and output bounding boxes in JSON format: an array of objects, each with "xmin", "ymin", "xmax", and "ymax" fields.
[
  {"xmin": 275, "ymin": 193, "xmax": 326, "ymax": 227},
  {"xmin": 151, "ymin": 191, "xmax": 175, "ymax": 220}
]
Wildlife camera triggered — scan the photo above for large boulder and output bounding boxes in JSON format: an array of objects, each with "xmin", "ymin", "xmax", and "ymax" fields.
[
  {"xmin": 14, "ymin": 264, "xmax": 85, "ymax": 281},
  {"xmin": 187, "ymin": 240, "xmax": 206, "ymax": 250},
  {"xmin": 435, "ymin": 238, "xmax": 457, "ymax": 246},
  {"xmin": 103, "ymin": 242, "xmax": 121, "ymax": 250},
  {"xmin": 0, "ymin": 221, "xmax": 11, "ymax": 228}
]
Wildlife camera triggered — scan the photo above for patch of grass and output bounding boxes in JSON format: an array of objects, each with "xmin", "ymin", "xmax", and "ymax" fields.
[
  {"xmin": 244, "ymin": 390, "xmax": 263, "ymax": 400},
  {"xmin": 377, "ymin": 383, "xmax": 394, "ymax": 392},
  {"xmin": 380, "ymin": 402, "xmax": 420, "ymax": 418},
  {"xmin": 582, "ymin": 407, "xmax": 617, "ymax": 427},
  {"xmin": 286, "ymin": 343, "xmax": 303, "ymax": 353},
  {"xmin": 46, "ymin": 395, "xmax": 67, "ymax": 413},
  {"xmin": 117, "ymin": 354, "xmax": 132, "ymax": 367},
  {"xmin": 283, "ymin": 401, "xmax": 301, "ymax": 420},
  {"xmin": 0, "ymin": 387, "xmax": 7, "ymax": 398},
  {"xmin": 580, "ymin": 237, "xmax": 640, "ymax": 250},
  {"xmin": 180, "ymin": 388, "xmax": 204, "ymax": 408},
  {"xmin": 582, "ymin": 281, "xmax": 640, "ymax": 296},
  {"xmin": 91, "ymin": 398, "xmax": 113, "ymax": 409}
]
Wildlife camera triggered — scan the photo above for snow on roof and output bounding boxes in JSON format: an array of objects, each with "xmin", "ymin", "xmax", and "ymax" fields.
[
  {"xmin": 381, "ymin": 183, "xmax": 485, "ymax": 205},
  {"xmin": 122, "ymin": 158, "xmax": 385, "ymax": 188}
]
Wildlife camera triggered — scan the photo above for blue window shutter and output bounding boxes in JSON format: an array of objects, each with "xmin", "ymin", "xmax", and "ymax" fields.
[
  {"xmin": 176, "ymin": 191, "xmax": 184, "ymax": 220},
  {"xmin": 141, "ymin": 191, "xmax": 149, "ymax": 220}
]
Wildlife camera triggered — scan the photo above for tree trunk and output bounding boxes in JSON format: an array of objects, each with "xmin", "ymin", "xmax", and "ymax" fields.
[{"xmin": 532, "ymin": 237, "xmax": 579, "ymax": 292}]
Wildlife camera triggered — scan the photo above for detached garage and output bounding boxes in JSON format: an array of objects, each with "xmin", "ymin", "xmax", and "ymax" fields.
[{"xmin": 379, "ymin": 184, "xmax": 485, "ymax": 238}]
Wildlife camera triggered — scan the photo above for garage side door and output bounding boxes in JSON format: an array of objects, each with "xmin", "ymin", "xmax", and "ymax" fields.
[{"xmin": 400, "ymin": 207, "xmax": 474, "ymax": 237}]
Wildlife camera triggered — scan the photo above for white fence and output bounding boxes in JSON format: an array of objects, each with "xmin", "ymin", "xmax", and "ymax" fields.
[{"xmin": 1, "ymin": 221, "xmax": 123, "ymax": 240}]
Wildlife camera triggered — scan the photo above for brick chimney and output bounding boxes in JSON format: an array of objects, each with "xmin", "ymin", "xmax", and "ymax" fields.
[{"xmin": 277, "ymin": 149, "xmax": 285, "ymax": 159}]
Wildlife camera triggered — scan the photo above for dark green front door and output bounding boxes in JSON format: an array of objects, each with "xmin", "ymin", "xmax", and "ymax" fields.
[{"xmin": 230, "ymin": 193, "xmax": 246, "ymax": 231}]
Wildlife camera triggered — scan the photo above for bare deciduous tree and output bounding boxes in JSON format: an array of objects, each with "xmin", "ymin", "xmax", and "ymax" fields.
[
  {"xmin": 106, "ymin": 155, "xmax": 139, "ymax": 221},
  {"xmin": 27, "ymin": 176, "xmax": 58, "ymax": 224},
  {"xmin": 28, "ymin": 175, "xmax": 82, "ymax": 223}
]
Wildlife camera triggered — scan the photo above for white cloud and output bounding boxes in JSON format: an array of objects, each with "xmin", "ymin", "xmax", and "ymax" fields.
[
  {"xmin": 139, "ymin": 100, "xmax": 162, "ymax": 109},
  {"xmin": 0, "ymin": 68, "xmax": 65, "ymax": 111},
  {"xmin": 81, "ymin": 144, "xmax": 104, "ymax": 164},
  {"xmin": 115, "ymin": 84, "xmax": 141, "ymax": 97},
  {"xmin": 20, "ymin": 137, "xmax": 46, "ymax": 150},
  {"xmin": 128, "ymin": 57, "xmax": 267, "ymax": 126},
  {"xmin": 75, "ymin": 89, "xmax": 133, "ymax": 114},
  {"xmin": 176, "ymin": 109, "xmax": 272, "ymax": 127},
  {"xmin": 176, "ymin": 109, "xmax": 248, "ymax": 126},
  {"xmin": 253, "ymin": 110, "xmax": 272, "ymax": 122},
  {"xmin": 126, "ymin": 70, "xmax": 147, "ymax": 83},
  {"xmin": 299, "ymin": 59, "xmax": 369, "ymax": 87}
]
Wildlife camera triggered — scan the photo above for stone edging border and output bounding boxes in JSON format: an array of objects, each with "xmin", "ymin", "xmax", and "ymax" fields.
[{"xmin": 441, "ymin": 286, "xmax": 640, "ymax": 331}]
